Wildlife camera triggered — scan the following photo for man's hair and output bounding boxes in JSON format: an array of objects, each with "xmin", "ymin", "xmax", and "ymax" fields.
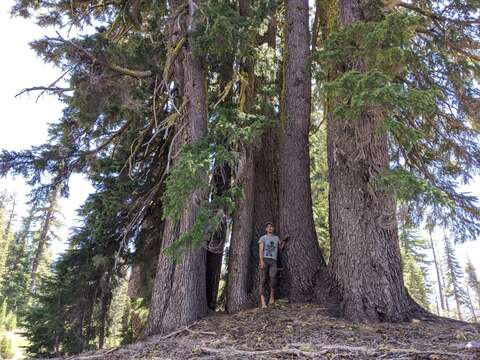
[{"xmin": 265, "ymin": 221, "xmax": 274, "ymax": 227}]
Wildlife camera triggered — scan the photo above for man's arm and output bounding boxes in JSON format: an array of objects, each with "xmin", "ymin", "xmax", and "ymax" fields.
[{"xmin": 259, "ymin": 240, "xmax": 265, "ymax": 269}]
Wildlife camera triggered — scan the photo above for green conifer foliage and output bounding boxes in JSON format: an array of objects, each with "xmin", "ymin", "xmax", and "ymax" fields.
[
  {"xmin": 0, "ymin": 299, "xmax": 15, "ymax": 360},
  {"xmin": 1, "ymin": 207, "xmax": 35, "ymax": 315},
  {"xmin": 465, "ymin": 258, "xmax": 480, "ymax": 310},
  {"xmin": 399, "ymin": 228, "xmax": 431, "ymax": 309},
  {"xmin": 310, "ymin": 124, "xmax": 330, "ymax": 260},
  {"xmin": 23, "ymin": 271, "xmax": 69, "ymax": 356},
  {"xmin": 0, "ymin": 193, "xmax": 15, "ymax": 283},
  {"xmin": 0, "ymin": 0, "xmax": 478, "ymax": 354},
  {"xmin": 29, "ymin": 186, "xmax": 61, "ymax": 294},
  {"xmin": 443, "ymin": 234, "xmax": 467, "ymax": 320},
  {"xmin": 314, "ymin": 1, "xmax": 480, "ymax": 242}
]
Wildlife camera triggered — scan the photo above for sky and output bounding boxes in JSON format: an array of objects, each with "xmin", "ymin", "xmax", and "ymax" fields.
[
  {"xmin": 0, "ymin": 0, "xmax": 479, "ymax": 302},
  {"xmin": 0, "ymin": 0, "xmax": 94, "ymax": 255}
]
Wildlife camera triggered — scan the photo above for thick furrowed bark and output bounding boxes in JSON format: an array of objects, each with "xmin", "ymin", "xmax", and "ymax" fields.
[
  {"xmin": 226, "ymin": 132, "xmax": 280, "ymax": 312},
  {"xmin": 145, "ymin": 210, "xmax": 207, "ymax": 335},
  {"xmin": 324, "ymin": 0, "xmax": 427, "ymax": 324},
  {"xmin": 251, "ymin": 132, "xmax": 281, "ymax": 300},
  {"xmin": 144, "ymin": 0, "xmax": 208, "ymax": 336},
  {"xmin": 280, "ymin": 0, "xmax": 327, "ymax": 302},
  {"xmin": 328, "ymin": 111, "xmax": 413, "ymax": 321},
  {"xmin": 226, "ymin": 145, "xmax": 255, "ymax": 313}
]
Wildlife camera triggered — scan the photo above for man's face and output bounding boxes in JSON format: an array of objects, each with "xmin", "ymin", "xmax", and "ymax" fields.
[{"xmin": 266, "ymin": 224, "xmax": 274, "ymax": 234}]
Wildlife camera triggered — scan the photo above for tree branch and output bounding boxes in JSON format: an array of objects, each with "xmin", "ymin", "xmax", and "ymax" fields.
[
  {"xmin": 15, "ymin": 86, "xmax": 73, "ymax": 98},
  {"xmin": 398, "ymin": 2, "xmax": 480, "ymax": 26},
  {"xmin": 49, "ymin": 32, "xmax": 153, "ymax": 78}
]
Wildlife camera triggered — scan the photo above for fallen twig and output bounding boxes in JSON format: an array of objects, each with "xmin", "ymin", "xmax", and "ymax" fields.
[
  {"xmin": 201, "ymin": 346, "xmax": 326, "ymax": 358},
  {"xmin": 201, "ymin": 343, "xmax": 470, "ymax": 359},
  {"xmin": 153, "ymin": 320, "xmax": 216, "ymax": 342},
  {"xmin": 185, "ymin": 327, "xmax": 217, "ymax": 336}
]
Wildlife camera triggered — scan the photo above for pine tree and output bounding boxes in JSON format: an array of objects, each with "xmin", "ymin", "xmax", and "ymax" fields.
[
  {"xmin": 279, "ymin": 0, "xmax": 328, "ymax": 303},
  {"xmin": 0, "ymin": 193, "xmax": 15, "ymax": 285},
  {"xmin": 23, "ymin": 269, "xmax": 69, "ymax": 356},
  {"xmin": 3, "ymin": 197, "xmax": 16, "ymax": 240},
  {"xmin": 465, "ymin": 258, "xmax": 480, "ymax": 310},
  {"xmin": 439, "ymin": 259, "xmax": 451, "ymax": 313},
  {"xmin": 314, "ymin": 0, "xmax": 479, "ymax": 321},
  {"xmin": 30, "ymin": 186, "xmax": 61, "ymax": 294},
  {"xmin": 443, "ymin": 234, "xmax": 466, "ymax": 320},
  {"xmin": 105, "ymin": 276, "xmax": 129, "ymax": 348},
  {"xmin": 1, "ymin": 206, "xmax": 36, "ymax": 314},
  {"xmin": 399, "ymin": 228, "xmax": 431, "ymax": 309},
  {"xmin": 145, "ymin": 0, "xmax": 212, "ymax": 335},
  {"xmin": 465, "ymin": 286, "xmax": 478, "ymax": 322},
  {"xmin": 310, "ymin": 124, "xmax": 330, "ymax": 260},
  {"xmin": 0, "ymin": 207, "xmax": 7, "ymax": 284},
  {"xmin": 1, "ymin": 1, "xmax": 479, "ymax": 354}
]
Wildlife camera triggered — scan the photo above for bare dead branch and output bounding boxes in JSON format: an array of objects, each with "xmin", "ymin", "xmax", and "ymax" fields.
[
  {"xmin": 15, "ymin": 64, "xmax": 77, "ymax": 102},
  {"xmin": 15, "ymin": 86, "xmax": 73, "ymax": 98}
]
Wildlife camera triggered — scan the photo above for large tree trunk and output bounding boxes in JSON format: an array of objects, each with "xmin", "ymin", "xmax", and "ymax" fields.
[
  {"xmin": 279, "ymin": 0, "xmax": 327, "ymax": 302},
  {"xmin": 206, "ymin": 164, "xmax": 231, "ymax": 310},
  {"xmin": 98, "ymin": 288, "xmax": 112, "ymax": 349},
  {"xmin": 327, "ymin": 0, "xmax": 423, "ymax": 322},
  {"xmin": 144, "ymin": 0, "xmax": 208, "ymax": 335},
  {"xmin": 225, "ymin": 1, "xmax": 258, "ymax": 311},
  {"xmin": 226, "ymin": 144, "xmax": 256, "ymax": 312},
  {"xmin": 226, "ymin": 132, "xmax": 281, "ymax": 312},
  {"xmin": 250, "ymin": 132, "xmax": 281, "ymax": 300}
]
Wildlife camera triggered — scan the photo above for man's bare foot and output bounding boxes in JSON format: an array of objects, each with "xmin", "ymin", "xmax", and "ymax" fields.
[{"xmin": 268, "ymin": 297, "xmax": 275, "ymax": 306}]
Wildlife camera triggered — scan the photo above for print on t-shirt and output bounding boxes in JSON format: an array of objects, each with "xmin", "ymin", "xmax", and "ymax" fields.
[
  {"xmin": 259, "ymin": 235, "xmax": 279, "ymax": 260},
  {"xmin": 265, "ymin": 240, "xmax": 276, "ymax": 258}
]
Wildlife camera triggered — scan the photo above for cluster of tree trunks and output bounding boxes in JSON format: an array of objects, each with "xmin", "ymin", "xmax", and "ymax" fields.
[{"xmin": 134, "ymin": 0, "xmax": 427, "ymax": 336}]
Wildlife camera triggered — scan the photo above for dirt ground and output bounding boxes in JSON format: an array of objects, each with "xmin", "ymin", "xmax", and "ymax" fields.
[{"xmin": 47, "ymin": 302, "xmax": 480, "ymax": 360}]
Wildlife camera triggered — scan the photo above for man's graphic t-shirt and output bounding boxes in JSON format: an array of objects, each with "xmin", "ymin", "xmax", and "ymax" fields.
[{"xmin": 258, "ymin": 234, "xmax": 280, "ymax": 260}]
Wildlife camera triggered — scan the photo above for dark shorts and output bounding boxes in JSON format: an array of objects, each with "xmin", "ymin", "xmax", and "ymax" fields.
[{"xmin": 260, "ymin": 258, "xmax": 278, "ymax": 291}]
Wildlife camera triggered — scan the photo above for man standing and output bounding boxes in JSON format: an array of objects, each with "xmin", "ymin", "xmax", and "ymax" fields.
[{"xmin": 258, "ymin": 222, "xmax": 287, "ymax": 308}]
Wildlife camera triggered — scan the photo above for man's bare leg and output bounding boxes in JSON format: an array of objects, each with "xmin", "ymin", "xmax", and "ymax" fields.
[
  {"xmin": 260, "ymin": 294, "xmax": 267, "ymax": 308},
  {"xmin": 268, "ymin": 288, "xmax": 275, "ymax": 305}
]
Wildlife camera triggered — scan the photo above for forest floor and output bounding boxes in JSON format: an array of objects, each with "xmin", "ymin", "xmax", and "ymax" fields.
[{"xmin": 43, "ymin": 301, "xmax": 480, "ymax": 360}]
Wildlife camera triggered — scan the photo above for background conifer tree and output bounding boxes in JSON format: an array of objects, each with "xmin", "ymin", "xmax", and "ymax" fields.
[
  {"xmin": 465, "ymin": 258, "xmax": 480, "ymax": 310},
  {"xmin": 443, "ymin": 234, "xmax": 467, "ymax": 320}
]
